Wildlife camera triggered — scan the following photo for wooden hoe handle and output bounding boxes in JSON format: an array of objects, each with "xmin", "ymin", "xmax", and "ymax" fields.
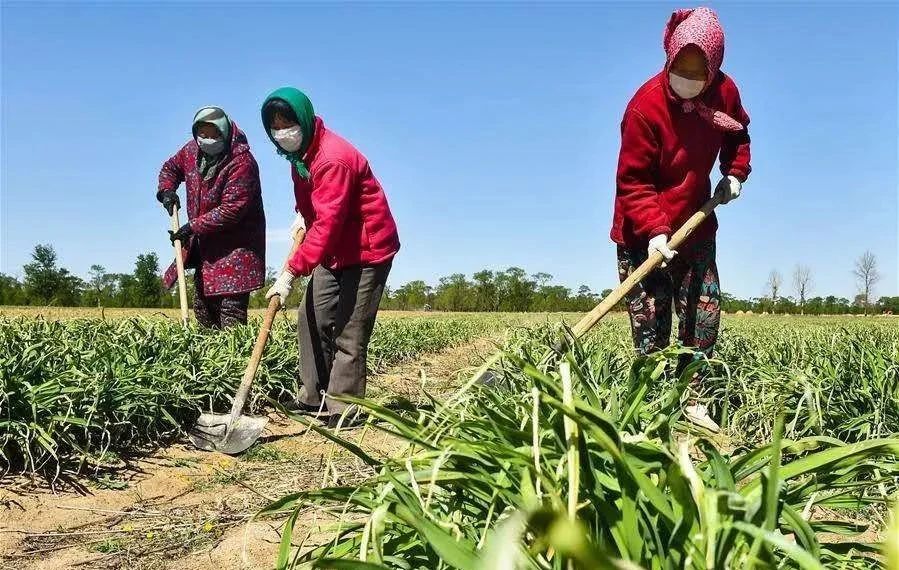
[
  {"xmin": 170, "ymin": 206, "xmax": 190, "ymax": 327},
  {"xmin": 569, "ymin": 195, "xmax": 722, "ymax": 338},
  {"xmin": 227, "ymin": 229, "xmax": 306, "ymax": 421}
]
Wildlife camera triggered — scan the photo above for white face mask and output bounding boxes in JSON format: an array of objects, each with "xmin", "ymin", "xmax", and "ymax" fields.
[
  {"xmin": 196, "ymin": 136, "xmax": 225, "ymax": 156},
  {"xmin": 668, "ymin": 72, "xmax": 705, "ymax": 100},
  {"xmin": 271, "ymin": 126, "xmax": 303, "ymax": 153}
]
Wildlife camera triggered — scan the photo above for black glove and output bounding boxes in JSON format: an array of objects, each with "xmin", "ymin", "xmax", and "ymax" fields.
[
  {"xmin": 157, "ymin": 190, "xmax": 180, "ymax": 216},
  {"xmin": 169, "ymin": 223, "xmax": 193, "ymax": 246}
]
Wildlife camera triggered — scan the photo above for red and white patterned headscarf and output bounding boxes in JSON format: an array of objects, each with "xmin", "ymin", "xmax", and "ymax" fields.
[{"xmin": 663, "ymin": 8, "xmax": 743, "ymax": 132}]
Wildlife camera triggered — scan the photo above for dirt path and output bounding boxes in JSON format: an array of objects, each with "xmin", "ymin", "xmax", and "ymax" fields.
[{"xmin": 1, "ymin": 335, "xmax": 499, "ymax": 570}]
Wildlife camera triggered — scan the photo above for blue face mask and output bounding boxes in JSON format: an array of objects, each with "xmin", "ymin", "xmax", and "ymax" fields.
[{"xmin": 197, "ymin": 136, "xmax": 225, "ymax": 156}]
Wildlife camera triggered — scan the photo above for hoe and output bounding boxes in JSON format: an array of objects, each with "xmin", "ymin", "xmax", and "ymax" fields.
[
  {"xmin": 478, "ymin": 194, "xmax": 723, "ymax": 385},
  {"xmin": 188, "ymin": 230, "xmax": 305, "ymax": 454}
]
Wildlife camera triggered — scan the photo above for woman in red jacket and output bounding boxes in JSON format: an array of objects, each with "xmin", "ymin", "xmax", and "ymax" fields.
[
  {"xmin": 262, "ymin": 87, "xmax": 400, "ymax": 427},
  {"xmin": 611, "ymin": 8, "xmax": 751, "ymax": 429}
]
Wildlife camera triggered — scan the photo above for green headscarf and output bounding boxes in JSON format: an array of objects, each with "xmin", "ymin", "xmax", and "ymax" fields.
[{"xmin": 262, "ymin": 87, "xmax": 316, "ymax": 180}]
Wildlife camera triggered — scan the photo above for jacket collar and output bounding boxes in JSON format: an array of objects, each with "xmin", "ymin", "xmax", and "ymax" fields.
[{"xmin": 302, "ymin": 116, "xmax": 325, "ymax": 163}]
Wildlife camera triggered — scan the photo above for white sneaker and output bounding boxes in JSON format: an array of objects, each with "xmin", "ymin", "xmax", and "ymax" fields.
[{"xmin": 684, "ymin": 403, "xmax": 720, "ymax": 432}]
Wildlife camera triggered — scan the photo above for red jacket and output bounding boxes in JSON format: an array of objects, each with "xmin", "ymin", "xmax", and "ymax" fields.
[
  {"xmin": 611, "ymin": 70, "xmax": 751, "ymax": 248},
  {"xmin": 158, "ymin": 123, "xmax": 266, "ymax": 295},
  {"xmin": 288, "ymin": 117, "xmax": 400, "ymax": 276}
]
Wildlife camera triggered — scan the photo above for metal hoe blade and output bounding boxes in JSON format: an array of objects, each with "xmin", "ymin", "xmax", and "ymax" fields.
[
  {"xmin": 187, "ymin": 234, "xmax": 306, "ymax": 455},
  {"xmin": 188, "ymin": 412, "xmax": 269, "ymax": 455}
]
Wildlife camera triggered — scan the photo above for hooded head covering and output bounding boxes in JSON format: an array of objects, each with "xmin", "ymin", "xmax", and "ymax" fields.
[
  {"xmin": 192, "ymin": 106, "xmax": 232, "ymax": 180},
  {"xmin": 261, "ymin": 87, "xmax": 316, "ymax": 180},
  {"xmin": 193, "ymin": 106, "xmax": 231, "ymax": 140},
  {"xmin": 662, "ymin": 8, "xmax": 743, "ymax": 132}
]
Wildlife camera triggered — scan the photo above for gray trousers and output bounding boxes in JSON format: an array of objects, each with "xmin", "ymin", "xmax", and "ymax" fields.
[{"xmin": 297, "ymin": 262, "xmax": 391, "ymax": 414}]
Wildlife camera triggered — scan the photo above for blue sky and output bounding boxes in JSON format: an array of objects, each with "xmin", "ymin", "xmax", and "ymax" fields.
[{"xmin": 1, "ymin": 2, "xmax": 896, "ymax": 300}]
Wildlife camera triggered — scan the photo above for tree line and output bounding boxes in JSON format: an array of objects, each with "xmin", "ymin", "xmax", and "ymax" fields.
[
  {"xmin": 0, "ymin": 244, "xmax": 286, "ymax": 310},
  {"xmin": 380, "ymin": 269, "xmax": 604, "ymax": 312},
  {"xmin": 1, "ymin": 244, "xmax": 895, "ymax": 315},
  {"xmin": 756, "ymin": 252, "xmax": 893, "ymax": 315}
]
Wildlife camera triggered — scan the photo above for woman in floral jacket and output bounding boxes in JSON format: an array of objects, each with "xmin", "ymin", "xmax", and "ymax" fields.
[{"xmin": 157, "ymin": 107, "xmax": 266, "ymax": 328}]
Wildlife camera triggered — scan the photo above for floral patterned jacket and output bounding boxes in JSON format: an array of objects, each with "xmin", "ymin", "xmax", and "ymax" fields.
[{"xmin": 158, "ymin": 123, "xmax": 266, "ymax": 296}]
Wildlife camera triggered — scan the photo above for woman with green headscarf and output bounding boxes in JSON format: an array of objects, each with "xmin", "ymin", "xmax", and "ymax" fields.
[{"xmin": 262, "ymin": 87, "xmax": 400, "ymax": 427}]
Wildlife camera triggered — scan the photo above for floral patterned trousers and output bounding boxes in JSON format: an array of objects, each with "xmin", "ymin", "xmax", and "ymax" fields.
[
  {"xmin": 193, "ymin": 268, "xmax": 250, "ymax": 329},
  {"xmin": 617, "ymin": 239, "xmax": 721, "ymax": 361}
]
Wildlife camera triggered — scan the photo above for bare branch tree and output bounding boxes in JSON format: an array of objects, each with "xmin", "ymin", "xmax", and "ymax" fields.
[
  {"xmin": 792, "ymin": 264, "xmax": 813, "ymax": 314},
  {"xmin": 853, "ymin": 251, "xmax": 881, "ymax": 315},
  {"xmin": 766, "ymin": 270, "xmax": 783, "ymax": 314}
]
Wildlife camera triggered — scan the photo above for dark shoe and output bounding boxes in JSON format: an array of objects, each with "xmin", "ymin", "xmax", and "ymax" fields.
[
  {"xmin": 325, "ymin": 411, "xmax": 367, "ymax": 430},
  {"xmin": 286, "ymin": 400, "xmax": 329, "ymax": 417}
]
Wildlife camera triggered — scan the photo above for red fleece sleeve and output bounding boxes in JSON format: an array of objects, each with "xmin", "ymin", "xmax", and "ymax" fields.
[
  {"xmin": 616, "ymin": 109, "xmax": 670, "ymax": 239},
  {"xmin": 288, "ymin": 162, "xmax": 353, "ymax": 276},
  {"xmin": 719, "ymin": 85, "xmax": 752, "ymax": 181},
  {"xmin": 157, "ymin": 147, "xmax": 186, "ymax": 196},
  {"xmin": 189, "ymin": 158, "xmax": 260, "ymax": 235}
]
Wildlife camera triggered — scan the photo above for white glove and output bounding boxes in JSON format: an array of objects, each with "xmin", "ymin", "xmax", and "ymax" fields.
[
  {"xmin": 265, "ymin": 270, "xmax": 295, "ymax": 306},
  {"xmin": 289, "ymin": 212, "xmax": 306, "ymax": 239},
  {"xmin": 715, "ymin": 175, "xmax": 742, "ymax": 204},
  {"xmin": 648, "ymin": 234, "xmax": 677, "ymax": 268}
]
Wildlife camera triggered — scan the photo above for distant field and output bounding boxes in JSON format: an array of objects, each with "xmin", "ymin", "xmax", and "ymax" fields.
[
  {"xmin": 0, "ymin": 305, "xmax": 544, "ymax": 321},
  {"xmin": 0, "ymin": 306, "xmax": 593, "ymax": 331},
  {"xmin": 1, "ymin": 305, "xmax": 190, "ymax": 320},
  {"xmin": 1, "ymin": 304, "xmax": 892, "ymax": 323}
]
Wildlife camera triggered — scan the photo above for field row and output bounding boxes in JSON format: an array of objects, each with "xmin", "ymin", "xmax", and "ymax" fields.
[{"xmin": 0, "ymin": 313, "xmax": 513, "ymax": 476}]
